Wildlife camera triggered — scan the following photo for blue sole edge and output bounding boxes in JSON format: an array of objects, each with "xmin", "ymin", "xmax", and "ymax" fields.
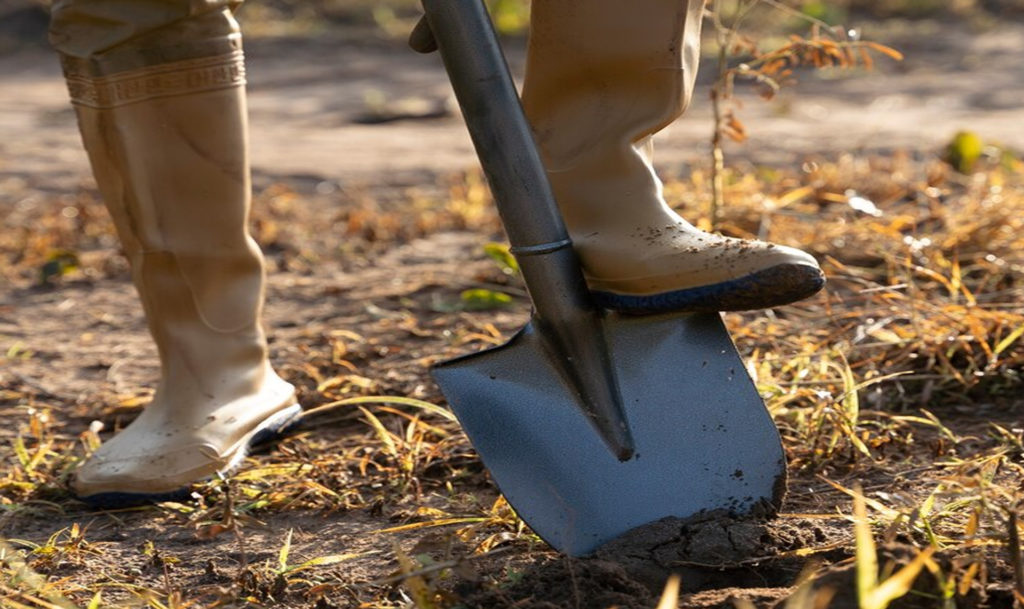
[{"xmin": 593, "ymin": 263, "xmax": 826, "ymax": 315}]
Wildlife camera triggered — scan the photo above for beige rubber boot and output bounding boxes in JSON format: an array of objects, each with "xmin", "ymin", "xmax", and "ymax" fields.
[
  {"xmin": 57, "ymin": 9, "xmax": 299, "ymax": 505},
  {"xmin": 522, "ymin": 0, "xmax": 824, "ymax": 313}
]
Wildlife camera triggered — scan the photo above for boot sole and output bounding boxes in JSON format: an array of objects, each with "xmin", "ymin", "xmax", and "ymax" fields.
[
  {"xmin": 593, "ymin": 263, "xmax": 826, "ymax": 315},
  {"xmin": 76, "ymin": 403, "xmax": 304, "ymax": 509}
]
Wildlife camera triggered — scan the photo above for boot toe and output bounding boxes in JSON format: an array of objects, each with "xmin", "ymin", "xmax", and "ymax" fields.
[
  {"xmin": 72, "ymin": 403, "xmax": 302, "ymax": 507},
  {"xmin": 72, "ymin": 441, "xmax": 231, "ymax": 504},
  {"xmin": 590, "ymin": 240, "xmax": 825, "ymax": 314}
]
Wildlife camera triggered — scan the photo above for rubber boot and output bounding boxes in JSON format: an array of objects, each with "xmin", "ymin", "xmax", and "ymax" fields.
[
  {"xmin": 55, "ymin": 8, "xmax": 299, "ymax": 505},
  {"xmin": 522, "ymin": 0, "xmax": 825, "ymax": 313}
]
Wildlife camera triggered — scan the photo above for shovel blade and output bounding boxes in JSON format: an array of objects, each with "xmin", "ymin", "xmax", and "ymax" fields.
[{"xmin": 432, "ymin": 311, "xmax": 785, "ymax": 556}]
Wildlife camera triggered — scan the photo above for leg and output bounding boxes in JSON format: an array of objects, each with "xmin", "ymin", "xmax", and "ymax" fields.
[
  {"xmin": 50, "ymin": 0, "xmax": 299, "ymax": 504},
  {"xmin": 522, "ymin": 0, "xmax": 825, "ymax": 313}
]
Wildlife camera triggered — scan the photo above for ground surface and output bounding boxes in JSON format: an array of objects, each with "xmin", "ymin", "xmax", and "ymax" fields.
[
  {"xmin": 3, "ymin": 10, "xmax": 1024, "ymax": 609},
  {"xmin": 5, "ymin": 14, "xmax": 1024, "ymax": 185}
]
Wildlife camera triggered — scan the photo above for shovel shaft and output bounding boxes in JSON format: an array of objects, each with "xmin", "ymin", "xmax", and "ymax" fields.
[
  {"xmin": 418, "ymin": 0, "xmax": 590, "ymax": 333},
  {"xmin": 422, "ymin": 0, "xmax": 634, "ymax": 459},
  {"xmin": 421, "ymin": 0, "xmax": 565, "ymax": 249}
]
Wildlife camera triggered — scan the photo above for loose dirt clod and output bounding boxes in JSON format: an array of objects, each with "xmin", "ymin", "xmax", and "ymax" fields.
[
  {"xmin": 593, "ymin": 511, "xmax": 825, "ymax": 593},
  {"xmin": 462, "ymin": 511, "xmax": 846, "ymax": 608},
  {"xmin": 462, "ymin": 558, "xmax": 656, "ymax": 609}
]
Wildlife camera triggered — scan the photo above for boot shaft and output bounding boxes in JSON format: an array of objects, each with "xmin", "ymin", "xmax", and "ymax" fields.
[
  {"xmin": 522, "ymin": 0, "xmax": 705, "ymax": 232},
  {"xmin": 58, "ymin": 7, "xmax": 272, "ymax": 404}
]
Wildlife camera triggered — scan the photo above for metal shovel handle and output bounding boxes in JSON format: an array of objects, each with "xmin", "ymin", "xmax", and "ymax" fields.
[
  {"xmin": 420, "ymin": 1, "xmax": 568, "ymax": 251},
  {"xmin": 419, "ymin": 0, "xmax": 597, "ymax": 334},
  {"xmin": 421, "ymin": 0, "xmax": 635, "ymax": 459}
]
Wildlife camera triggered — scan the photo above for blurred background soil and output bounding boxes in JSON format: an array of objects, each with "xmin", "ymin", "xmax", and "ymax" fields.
[{"xmin": 2, "ymin": 0, "xmax": 1024, "ymax": 191}]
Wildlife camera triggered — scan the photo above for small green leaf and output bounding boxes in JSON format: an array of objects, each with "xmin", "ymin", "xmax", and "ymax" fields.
[
  {"xmin": 460, "ymin": 289, "xmax": 513, "ymax": 311},
  {"xmin": 38, "ymin": 250, "xmax": 80, "ymax": 285},
  {"xmin": 486, "ymin": 0, "xmax": 530, "ymax": 35},
  {"xmin": 483, "ymin": 242, "xmax": 519, "ymax": 275},
  {"xmin": 13, "ymin": 435, "xmax": 30, "ymax": 469},
  {"xmin": 995, "ymin": 324, "xmax": 1024, "ymax": 357},
  {"xmin": 278, "ymin": 529, "xmax": 293, "ymax": 573},
  {"xmin": 944, "ymin": 131, "xmax": 984, "ymax": 173}
]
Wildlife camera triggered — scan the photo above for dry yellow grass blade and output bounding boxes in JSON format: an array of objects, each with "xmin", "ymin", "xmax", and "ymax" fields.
[
  {"xmin": 85, "ymin": 591, "xmax": 102, "ymax": 609},
  {"xmin": 655, "ymin": 574, "xmax": 681, "ymax": 609},
  {"xmin": 281, "ymin": 552, "xmax": 366, "ymax": 576},
  {"xmin": 373, "ymin": 517, "xmax": 488, "ymax": 535},
  {"xmin": 775, "ymin": 540, "xmax": 851, "ymax": 559},
  {"xmin": 358, "ymin": 406, "xmax": 399, "ymax": 463},
  {"xmin": 301, "ymin": 395, "xmax": 458, "ymax": 422},
  {"xmin": 392, "ymin": 540, "xmax": 437, "ymax": 609},
  {"xmin": 277, "ymin": 528, "xmax": 293, "ymax": 574},
  {"xmin": 854, "ymin": 488, "xmax": 879, "ymax": 606},
  {"xmin": 231, "ymin": 463, "xmax": 314, "ymax": 481},
  {"xmin": 860, "ymin": 548, "xmax": 935, "ymax": 609},
  {"xmin": 0, "ymin": 540, "xmax": 79, "ymax": 609},
  {"xmin": 853, "ymin": 486, "xmax": 936, "ymax": 609},
  {"xmin": 994, "ymin": 324, "xmax": 1024, "ymax": 357},
  {"xmin": 864, "ymin": 41, "xmax": 905, "ymax": 61},
  {"xmin": 820, "ymin": 477, "xmax": 900, "ymax": 521},
  {"xmin": 777, "ymin": 513, "xmax": 855, "ymax": 520}
]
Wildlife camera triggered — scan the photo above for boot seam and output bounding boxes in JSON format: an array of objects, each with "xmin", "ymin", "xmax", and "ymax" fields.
[{"xmin": 62, "ymin": 51, "xmax": 246, "ymax": 109}]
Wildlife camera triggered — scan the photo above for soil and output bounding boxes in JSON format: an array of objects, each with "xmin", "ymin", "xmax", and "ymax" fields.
[
  {"xmin": 2, "ymin": 8, "xmax": 1024, "ymax": 609},
  {"xmin": 5, "ymin": 11, "xmax": 1024, "ymax": 187}
]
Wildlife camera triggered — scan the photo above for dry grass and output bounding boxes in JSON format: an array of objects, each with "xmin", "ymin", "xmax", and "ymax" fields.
[{"xmin": 1, "ymin": 146, "xmax": 1023, "ymax": 607}]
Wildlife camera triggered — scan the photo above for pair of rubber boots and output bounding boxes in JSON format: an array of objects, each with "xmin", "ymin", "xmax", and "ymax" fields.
[{"xmin": 54, "ymin": 2, "xmax": 824, "ymax": 505}]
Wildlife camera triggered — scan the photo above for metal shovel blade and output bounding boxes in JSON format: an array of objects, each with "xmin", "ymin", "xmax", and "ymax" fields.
[{"xmin": 433, "ymin": 311, "xmax": 785, "ymax": 556}]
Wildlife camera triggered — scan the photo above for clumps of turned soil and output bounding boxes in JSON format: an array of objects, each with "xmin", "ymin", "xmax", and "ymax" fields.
[
  {"xmin": 460, "ymin": 511, "xmax": 1013, "ymax": 609},
  {"xmin": 462, "ymin": 510, "xmax": 848, "ymax": 609},
  {"xmin": 594, "ymin": 511, "xmax": 832, "ymax": 592}
]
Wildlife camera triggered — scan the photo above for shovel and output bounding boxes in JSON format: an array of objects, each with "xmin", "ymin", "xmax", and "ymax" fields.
[{"xmin": 418, "ymin": 0, "xmax": 786, "ymax": 556}]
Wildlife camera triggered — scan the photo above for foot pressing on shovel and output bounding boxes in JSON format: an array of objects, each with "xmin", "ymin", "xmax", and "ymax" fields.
[
  {"xmin": 521, "ymin": 0, "xmax": 825, "ymax": 314},
  {"xmin": 424, "ymin": 0, "xmax": 802, "ymax": 556}
]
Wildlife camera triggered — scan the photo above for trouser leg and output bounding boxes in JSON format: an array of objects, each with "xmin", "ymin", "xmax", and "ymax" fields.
[{"xmin": 522, "ymin": 0, "xmax": 825, "ymax": 313}]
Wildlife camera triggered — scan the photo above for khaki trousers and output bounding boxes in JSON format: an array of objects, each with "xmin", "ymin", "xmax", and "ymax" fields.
[{"xmin": 50, "ymin": 0, "xmax": 238, "ymax": 68}]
